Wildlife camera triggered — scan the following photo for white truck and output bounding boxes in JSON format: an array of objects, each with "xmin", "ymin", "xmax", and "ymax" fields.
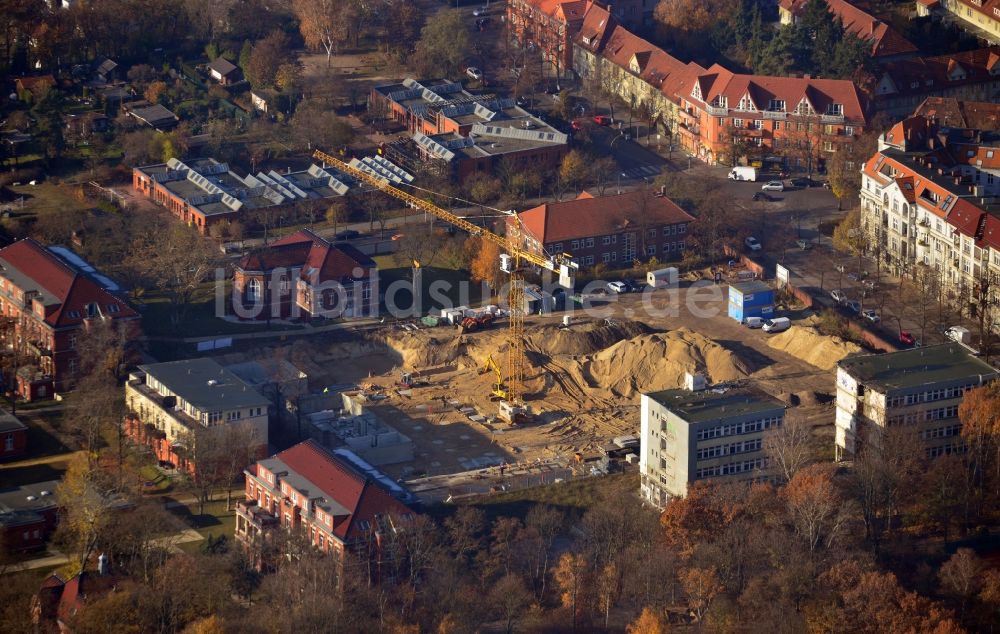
[
  {"xmin": 728, "ymin": 166, "xmax": 757, "ymax": 182},
  {"xmin": 945, "ymin": 326, "xmax": 971, "ymax": 344},
  {"xmin": 646, "ymin": 267, "xmax": 679, "ymax": 288}
]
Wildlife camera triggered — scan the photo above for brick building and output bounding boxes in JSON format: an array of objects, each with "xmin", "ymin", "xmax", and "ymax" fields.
[
  {"xmin": 0, "ymin": 480, "xmax": 59, "ymax": 553},
  {"xmin": 370, "ymin": 79, "xmax": 568, "ymax": 182},
  {"xmin": 506, "ymin": 189, "xmax": 694, "ymax": 267},
  {"xmin": 0, "ymin": 410, "xmax": 27, "ymax": 461},
  {"xmin": 0, "ymin": 239, "xmax": 139, "ymax": 399},
  {"xmin": 571, "ymin": 2, "xmax": 867, "ymax": 167},
  {"xmin": 132, "ymin": 157, "xmax": 354, "ymax": 234},
  {"xmin": 124, "ymin": 358, "xmax": 270, "ymax": 475},
  {"xmin": 675, "ymin": 67, "xmax": 868, "ymax": 168},
  {"xmin": 232, "ymin": 229, "xmax": 378, "ymax": 321},
  {"xmin": 236, "ymin": 440, "xmax": 416, "ymax": 577}
]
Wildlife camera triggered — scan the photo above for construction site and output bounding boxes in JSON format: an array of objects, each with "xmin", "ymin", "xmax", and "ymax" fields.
[{"xmin": 206, "ymin": 149, "xmax": 865, "ymax": 501}]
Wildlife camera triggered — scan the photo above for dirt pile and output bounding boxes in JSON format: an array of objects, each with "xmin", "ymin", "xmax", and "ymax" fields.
[
  {"xmin": 525, "ymin": 320, "xmax": 653, "ymax": 357},
  {"xmin": 382, "ymin": 331, "xmax": 466, "ymax": 369},
  {"xmin": 564, "ymin": 328, "xmax": 755, "ymax": 399},
  {"xmin": 765, "ymin": 325, "xmax": 861, "ymax": 371}
]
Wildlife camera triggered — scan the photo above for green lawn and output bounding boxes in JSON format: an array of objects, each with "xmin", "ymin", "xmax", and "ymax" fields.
[
  {"xmin": 438, "ymin": 472, "xmax": 639, "ymax": 523},
  {"xmin": 165, "ymin": 497, "xmax": 237, "ymax": 545},
  {"xmin": 376, "ymin": 263, "xmax": 484, "ymax": 313},
  {"xmin": 138, "ymin": 287, "xmax": 304, "ymax": 338}
]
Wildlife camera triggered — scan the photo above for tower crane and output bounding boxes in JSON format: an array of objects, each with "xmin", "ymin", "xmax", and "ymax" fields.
[{"xmin": 312, "ymin": 149, "xmax": 578, "ymax": 423}]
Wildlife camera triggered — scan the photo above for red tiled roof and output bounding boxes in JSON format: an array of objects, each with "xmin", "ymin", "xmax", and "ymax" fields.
[
  {"xmin": 0, "ymin": 239, "xmax": 137, "ymax": 328},
  {"xmin": 913, "ymin": 97, "xmax": 1000, "ymax": 130},
  {"xmin": 510, "ymin": 190, "xmax": 695, "ymax": 244},
  {"xmin": 270, "ymin": 440, "xmax": 412, "ymax": 541},
  {"xmin": 874, "ymin": 47, "xmax": 1000, "ymax": 99},
  {"xmin": 779, "ymin": 0, "xmax": 916, "ymax": 57},
  {"xmin": 825, "ymin": 0, "xmax": 916, "ymax": 57},
  {"xmin": 576, "ymin": 2, "xmax": 617, "ymax": 53},
  {"xmin": 237, "ymin": 229, "xmax": 375, "ymax": 282},
  {"xmin": 689, "ymin": 70, "xmax": 867, "ymax": 124}
]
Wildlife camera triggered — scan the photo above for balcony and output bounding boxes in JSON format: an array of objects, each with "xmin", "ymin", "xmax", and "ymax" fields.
[
  {"xmin": 705, "ymin": 105, "xmax": 728, "ymax": 116},
  {"xmin": 761, "ymin": 110, "xmax": 786, "ymax": 120},
  {"xmin": 27, "ymin": 341, "xmax": 51, "ymax": 357},
  {"xmin": 821, "ymin": 113, "xmax": 845, "ymax": 123}
]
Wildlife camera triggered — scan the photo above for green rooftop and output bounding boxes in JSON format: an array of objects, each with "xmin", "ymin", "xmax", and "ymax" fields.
[
  {"xmin": 645, "ymin": 387, "xmax": 784, "ymax": 424},
  {"xmin": 838, "ymin": 343, "xmax": 998, "ymax": 391}
]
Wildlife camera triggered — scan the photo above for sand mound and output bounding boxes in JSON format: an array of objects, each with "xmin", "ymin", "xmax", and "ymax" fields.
[
  {"xmin": 566, "ymin": 328, "xmax": 755, "ymax": 399},
  {"xmin": 766, "ymin": 325, "xmax": 861, "ymax": 371},
  {"xmin": 525, "ymin": 320, "xmax": 653, "ymax": 357},
  {"xmin": 383, "ymin": 332, "xmax": 466, "ymax": 369}
]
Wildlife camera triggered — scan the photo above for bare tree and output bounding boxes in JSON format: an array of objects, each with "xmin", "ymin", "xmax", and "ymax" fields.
[{"xmin": 764, "ymin": 411, "xmax": 817, "ymax": 484}]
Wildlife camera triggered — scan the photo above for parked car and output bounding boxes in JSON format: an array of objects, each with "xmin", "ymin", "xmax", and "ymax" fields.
[
  {"xmin": 862, "ymin": 309, "xmax": 880, "ymax": 323},
  {"xmin": 795, "ymin": 239, "xmax": 811, "ymax": 250},
  {"xmin": 743, "ymin": 316, "xmax": 764, "ymax": 329},
  {"xmin": 593, "ymin": 114, "xmax": 612, "ymax": 126},
  {"xmin": 472, "ymin": 6, "xmax": 488, "ymax": 16},
  {"xmin": 830, "ymin": 289, "xmax": 847, "ymax": 303},
  {"xmin": 466, "ymin": 67, "xmax": 483, "ymax": 80},
  {"xmin": 791, "ymin": 177, "xmax": 813, "ymax": 188},
  {"xmin": 607, "ymin": 281, "xmax": 628, "ymax": 293},
  {"xmin": 761, "ymin": 181, "xmax": 785, "ymax": 192},
  {"xmin": 752, "ymin": 192, "xmax": 776, "ymax": 202},
  {"xmin": 622, "ymin": 278, "xmax": 642, "ymax": 293},
  {"xmin": 899, "ymin": 331, "xmax": 915, "ymax": 346},
  {"xmin": 844, "ymin": 300, "xmax": 861, "ymax": 314},
  {"xmin": 335, "ymin": 229, "xmax": 360, "ymax": 240},
  {"xmin": 744, "ymin": 236, "xmax": 762, "ymax": 251}
]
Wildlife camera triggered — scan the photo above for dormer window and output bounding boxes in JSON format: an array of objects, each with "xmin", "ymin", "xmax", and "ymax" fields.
[
  {"xmin": 768, "ymin": 99, "xmax": 785, "ymax": 111},
  {"xmin": 794, "ymin": 98, "xmax": 814, "ymax": 115},
  {"xmin": 737, "ymin": 95, "xmax": 756, "ymax": 111},
  {"xmin": 107, "ymin": 304, "xmax": 120, "ymax": 314},
  {"xmin": 67, "ymin": 310, "xmax": 81, "ymax": 319},
  {"xmin": 86, "ymin": 303, "xmax": 99, "ymax": 318},
  {"xmin": 828, "ymin": 103, "xmax": 843, "ymax": 115}
]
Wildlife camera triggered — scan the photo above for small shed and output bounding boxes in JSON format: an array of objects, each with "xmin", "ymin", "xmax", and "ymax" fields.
[
  {"xmin": 728, "ymin": 280, "xmax": 774, "ymax": 322},
  {"xmin": 208, "ymin": 57, "xmax": 240, "ymax": 85}
]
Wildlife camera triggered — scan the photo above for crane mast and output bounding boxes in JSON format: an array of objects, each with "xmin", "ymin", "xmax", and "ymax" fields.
[{"xmin": 312, "ymin": 149, "xmax": 577, "ymax": 420}]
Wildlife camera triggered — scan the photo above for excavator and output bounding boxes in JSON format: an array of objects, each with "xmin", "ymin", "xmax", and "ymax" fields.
[
  {"xmin": 312, "ymin": 148, "xmax": 578, "ymax": 424},
  {"xmin": 482, "ymin": 354, "xmax": 510, "ymax": 401}
]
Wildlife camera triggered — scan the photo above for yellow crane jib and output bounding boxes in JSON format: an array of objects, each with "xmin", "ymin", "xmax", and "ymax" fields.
[{"xmin": 312, "ymin": 148, "xmax": 578, "ymax": 415}]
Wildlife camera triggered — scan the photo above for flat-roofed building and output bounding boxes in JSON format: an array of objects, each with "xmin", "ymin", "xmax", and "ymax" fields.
[
  {"xmin": 124, "ymin": 358, "xmax": 270, "ymax": 474},
  {"xmin": 639, "ymin": 381, "xmax": 785, "ymax": 507},
  {"xmin": 835, "ymin": 343, "xmax": 998, "ymax": 459}
]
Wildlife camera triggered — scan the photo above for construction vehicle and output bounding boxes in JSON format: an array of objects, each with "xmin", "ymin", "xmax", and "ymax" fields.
[
  {"xmin": 482, "ymin": 354, "xmax": 510, "ymax": 401},
  {"xmin": 312, "ymin": 149, "xmax": 578, "ymax": 424},
  {"xmin": 460, "ymin": 313, "xmax": 494, "ymax": 333}
]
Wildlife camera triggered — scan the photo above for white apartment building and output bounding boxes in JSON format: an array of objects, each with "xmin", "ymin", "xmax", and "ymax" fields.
[
  {"xmin": 639, "ymin": 378, "xmax": 784, "ymax": 507},
  {"xmin": 125, "ymin": 358, "xmax": 270, "ymax": 470},
  {"xmin": 835, "ymin": 343, "xmax": 997, "ymax": 460},
  {"xmin": 859, "ymin": 113, "xmax": 1000, "ymax": 317}
]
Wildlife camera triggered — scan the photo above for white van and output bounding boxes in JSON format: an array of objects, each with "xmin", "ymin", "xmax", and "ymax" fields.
[
  {"xmin": 743, "ymin": 316, "xmax": 764, "ymax": 329},
  {"xmin": 762, "ymin": 317, "xmax": 790, "ymax": 333},
  {"xmin": 728, "ymin": 166, "xmax": 757, "ymax": 182},
  {"xmin": 945, "ymin": 326, "xmax": 971, "ymax": 344}
]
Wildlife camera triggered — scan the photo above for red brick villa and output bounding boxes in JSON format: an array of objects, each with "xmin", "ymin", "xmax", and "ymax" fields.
[
  {"xmin": 236, "ymin": 440, "xmax": 416, "ymax": 578},
  {"xmin": 232, "ymin": 229, "xmax": 377, "ymax": 321},
  {"xmin": 0, "ymin": 239, "xmax": 138, "ymax": 399}
]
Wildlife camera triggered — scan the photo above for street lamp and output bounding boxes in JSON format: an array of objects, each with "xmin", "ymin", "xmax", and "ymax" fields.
[{"xmin": 617, "ymin": 172, "xmax": 626, "ymax": 194}]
